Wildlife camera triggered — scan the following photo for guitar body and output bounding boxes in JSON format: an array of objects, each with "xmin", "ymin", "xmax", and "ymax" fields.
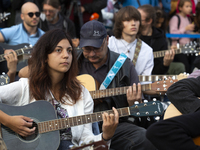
[
  {"xmin": 77, "ymin": 74, "xmax": 96, "ymax": 91},
  {"xmin": 164, "ymin": 104, "xmax": 200, "ymax": 146},
  {"xmin": 0, "ymin": 101, "xmax": 60, "ymax": 150}
]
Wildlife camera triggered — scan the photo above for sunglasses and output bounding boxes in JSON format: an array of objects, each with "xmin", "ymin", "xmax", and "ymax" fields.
[{"xmin": 27, "ymin": 12, "xmax": 40, "ymax": 18}]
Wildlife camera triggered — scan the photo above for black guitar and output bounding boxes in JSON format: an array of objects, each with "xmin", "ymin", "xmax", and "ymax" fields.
[
  {"xmin": 0, "ymin": 100, "xmax": 164, "ymax": 150},
  {"xmin": 0, "ymin": 43, "xmax": 33, "ymax": 73},
  {"xmin": 0, "ymin": 73, "xmax": 10, "ymax": 86}
]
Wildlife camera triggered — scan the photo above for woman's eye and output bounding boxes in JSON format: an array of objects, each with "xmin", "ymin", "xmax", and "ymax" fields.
[
  {"xmin": 56, "ymin": 49, "xmax": 62, "ymax": 52},
  {"xmin": 67, "ymin": 49, "xmax": 72, "ymax": 53}
]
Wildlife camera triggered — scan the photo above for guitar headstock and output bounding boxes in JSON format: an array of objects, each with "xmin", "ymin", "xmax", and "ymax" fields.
[
  {"xmin": 151, "ymin": 79, "xmax": 177, "ymax": 95},
  {"xmin": 23, "ymin": 45, "xmax": 33, "ymax": 55},
  {"xmin": 0, "ymin": 73, "xmax": 10, "ymax": 86},
  {"xmin": 0, "ymin": 12, "xmax": 10, "ymax": 22},
  {"xmin": 129, "ymin": 101, "xmax": 164, "ymax": 117},
  {"xmin": 181, "ymin": 41, "xmax": 200, "ymax": 56}
]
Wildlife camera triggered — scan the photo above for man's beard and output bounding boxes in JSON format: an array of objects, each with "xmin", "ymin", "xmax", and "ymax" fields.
[{"xmin": 45, "ymin": 14, "xmax": 57, "ymax": 22}]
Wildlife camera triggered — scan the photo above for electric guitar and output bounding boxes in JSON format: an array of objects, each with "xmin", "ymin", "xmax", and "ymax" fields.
[
  {"xmin": 153, "ymin": 42, "xmax": 200, "ymax": 58},
  {"xmin": 164, "ymin": 103, "xmax": 200, "ymax": 146},
  {"xmin": 77, "ymin": 74, "xmax": 178, "ymax": 98},
  {"xmin": 0, "ymin": 100, "xmax": 164, "ymax": 150},
  {"xmin": 0, "ymin": 73, "xmax": 10, "ymax": 86}
]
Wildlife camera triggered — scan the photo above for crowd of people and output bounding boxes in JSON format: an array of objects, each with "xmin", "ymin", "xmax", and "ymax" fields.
[{"xmin": 0, "ymin": 0, "xmax": 200, "ymax": 150}]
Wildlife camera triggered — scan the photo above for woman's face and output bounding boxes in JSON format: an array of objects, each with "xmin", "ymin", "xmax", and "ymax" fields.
[{"xmin": 47, "ymin": 39, "xmax": 73, "ymax": 75}]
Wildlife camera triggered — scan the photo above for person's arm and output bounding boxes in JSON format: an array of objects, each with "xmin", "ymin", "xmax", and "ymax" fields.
[
  {"xmin": 128, "ymin": 61, "xmax": 142, "ymax": 105},
  {"xmin": 0, "ymin": 32, "xmax": 5, "ymax": 43},
  {"xmin": 4, "ymin": 49, "xmax": 18, "ymax": 82},
  {"xmin": 0, "ymin": 79, "xmax": 35, "ymax": 136},
  {"xmin": 167, "ymin": 76, "xmax": 200, "ymax": 114},
  {"xmin": 152, "ymin": 48, "xmax": 175, "ymax": 74},
  {"xmin": 0, "ymin": 110, "xmax": 35, "ymax": 137}
]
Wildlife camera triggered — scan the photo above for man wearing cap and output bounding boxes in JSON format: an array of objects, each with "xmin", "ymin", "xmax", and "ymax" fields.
[{"xmin": 77, "ymin": 20, "xmax": 156, "ymax": 150}]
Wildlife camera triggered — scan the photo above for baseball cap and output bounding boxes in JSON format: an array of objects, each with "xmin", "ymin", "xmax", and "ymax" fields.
[{"xmin": 79, "ymin": 20, "xmax": 107, "ymax": 48}]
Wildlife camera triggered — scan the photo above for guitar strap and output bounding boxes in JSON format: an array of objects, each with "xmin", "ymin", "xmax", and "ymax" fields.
[
  {"xmin": 99, "ymin": 53, "xmax": 127, "ymax": 90},
  {"xmin": 132, "ymin": 38, "xmax": 142, "ymax": 66}
]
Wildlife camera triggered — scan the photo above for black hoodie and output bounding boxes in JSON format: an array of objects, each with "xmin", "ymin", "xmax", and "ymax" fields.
[{"xmin": 140, "ymin": 27, "xmax": 169, "ymax": 74}]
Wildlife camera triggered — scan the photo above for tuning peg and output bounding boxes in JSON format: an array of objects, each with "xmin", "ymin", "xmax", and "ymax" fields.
[
  {"xmin": 153, "ymin": 98, "xmax": 157, "ymax": 101},
  {"xmin": 143, "ymin": 100, "xmax": 148, "ymax": 103},
  {"xmin": 89, "ymin": 140, "xmax": 94, "ymax": 144},
  {"xmin": 155, "ymin": 116, "xmax": 160, "ymax": 121},
  {"xmin": 147, "ymin": 117, "xmax": 151, "ymax": 121},
  {"xmin": 134, "ymin": 101, "xmax": 139, "ymax": 104}
]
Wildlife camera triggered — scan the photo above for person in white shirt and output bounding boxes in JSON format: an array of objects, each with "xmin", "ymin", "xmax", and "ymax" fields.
[{"xmin": 108, "ymin": 6, "xmax": 154, "ymax": 76}]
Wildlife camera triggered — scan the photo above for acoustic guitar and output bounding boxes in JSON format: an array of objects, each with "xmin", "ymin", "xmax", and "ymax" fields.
[
  {"xmin": 153, "ymin": 42, "xmax": 200, "ymax": 58},
  {"xmin": 0, "ymin": 43, "xmax": 33, "ymax": 72},
  {"xmin": 77, "ymin": 74, "xmax": 178, "ymax": 98},
  {"xmin": 138, "ymin": 73, "xmax": 188, "ymax": 82},
  {"xmin": 0, "ymin": 100, "xmax": 164, "ymax": 150},
  {"xmin": 164, "ymin": 103, "xmax": 200, "ymax": 146},
  {"xmin": 0, "ymin": 12, "xmax": 10, "ymax": 22}
]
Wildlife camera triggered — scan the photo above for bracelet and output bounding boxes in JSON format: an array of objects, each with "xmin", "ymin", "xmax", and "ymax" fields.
[{"xmin": 102, "ymin": 133, "xmax": 111, "ymax": 141}]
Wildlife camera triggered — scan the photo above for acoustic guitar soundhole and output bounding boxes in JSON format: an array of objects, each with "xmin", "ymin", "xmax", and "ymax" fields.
[{"xmin": 19, "ymin": 121, "xmax": 39, "ymax": 141}]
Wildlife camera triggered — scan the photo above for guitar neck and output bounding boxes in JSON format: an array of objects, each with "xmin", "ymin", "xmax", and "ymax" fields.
[
  {"xmin": 89, "ymin": 84, "xmax": 151, "ymax": 99},
  {"xmin": 153, "ymin": 48, "xmax": 182, "ymax": 58},
  {"xmin": 138, "ymin": 75, "xmax": 177, "ymax": 82},
  {"xmin": 0, "ymin": 48, "xmax": 30, "ymax": 62},
  {"xmin": 38, "ymin": 107, "xmax": 130, "ymax": 134}
]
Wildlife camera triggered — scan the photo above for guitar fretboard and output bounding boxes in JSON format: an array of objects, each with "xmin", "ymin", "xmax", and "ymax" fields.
[
  {"xmin": 138, "ymin": 75, "xmax": 177, "ymax": 82},
  {"xmin": 38, "ymin": 107, "xmax": 130, "ymax": 134},
  {"xmin": 89, "ymin": 84, "xmax": 151, "ymax": 99},
  {"xmin": 153, "ymin": 49, "xmax": 182, "ymax": 58},
  {"xmin": 0, "ymin": 47, "xmax": 32, "ymax": 62}
]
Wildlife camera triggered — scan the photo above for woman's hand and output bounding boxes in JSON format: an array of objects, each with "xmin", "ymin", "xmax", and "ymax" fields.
[{"xmin": 101, "ymin": 107, "xmax": 119, "ymax": 141}]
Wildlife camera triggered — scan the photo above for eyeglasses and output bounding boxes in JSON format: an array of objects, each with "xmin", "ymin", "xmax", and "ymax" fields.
[
  {"xmin": 26, "ymin": 12, "xmax": 41, "ymax": 18},
  {"xmin": 82, "ymin": 39, "xmax": 106, "ymax": 53},
  {"xmin": 43, "ymin": 9, "xmax": 56, "ymax": 14}
]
